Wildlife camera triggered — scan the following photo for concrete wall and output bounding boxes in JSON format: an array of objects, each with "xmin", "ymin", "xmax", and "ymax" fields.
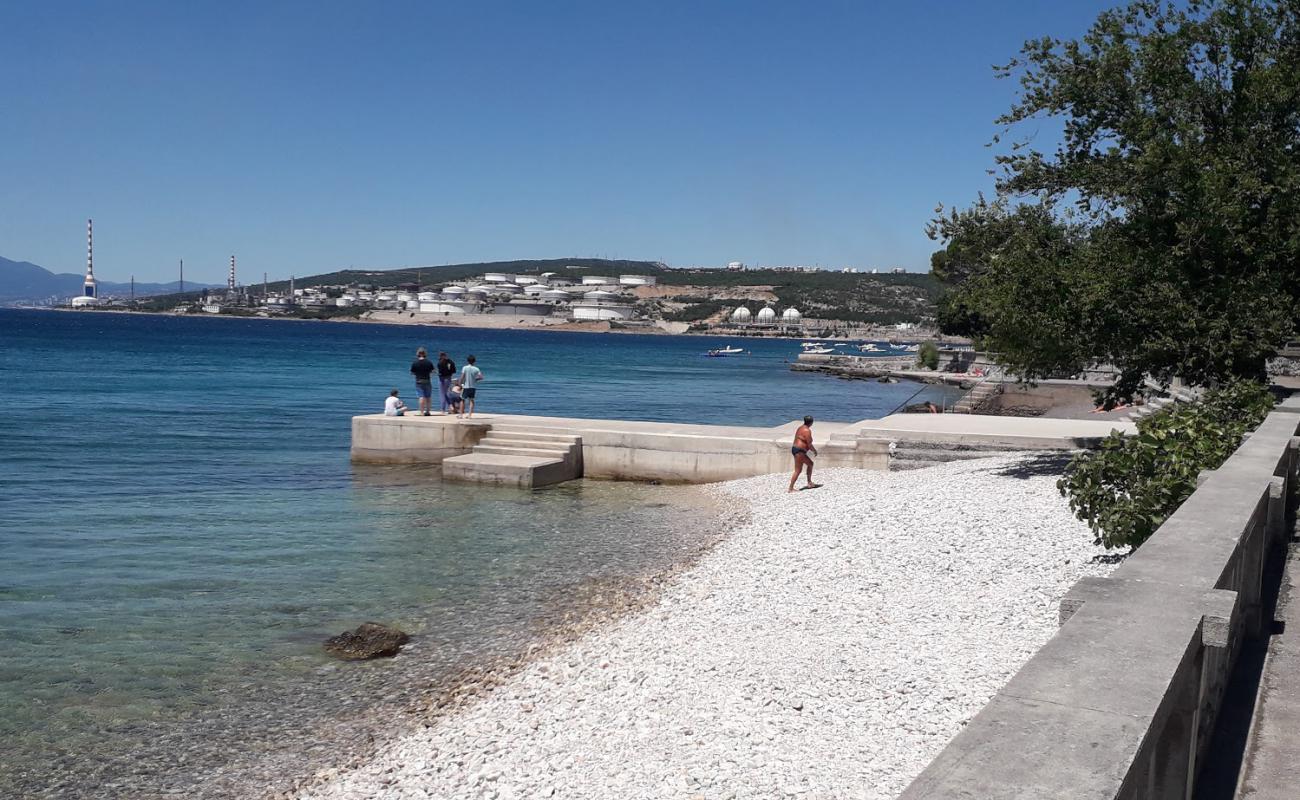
[
  {"xmin": 575, "ymin": 428, "xmax": 888, "ymax": 483},
  {"xmin": 901, "ymin": 397, "xmax": 1300, "ymax": 799},
  {"xmin": 351, "ymin": 416, "xmax": 488, "ymax": 463},
  {"xmin": 350, "ymin": 415, "xmax": 890, "ymax": 482}
]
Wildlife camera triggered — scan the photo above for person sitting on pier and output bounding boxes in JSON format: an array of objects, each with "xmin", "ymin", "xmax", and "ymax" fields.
[
  {"xmin": 384, "ymin": 389, "xmax": 408, "ymax": 417},
  {"xmin": 788, "ymin": 415, "xmax": 823, "ymax": 493}
]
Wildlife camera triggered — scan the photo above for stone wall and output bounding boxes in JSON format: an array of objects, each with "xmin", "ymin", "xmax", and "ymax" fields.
[{"xmin": 901, "ymin": 396, "xmax": 1300, "ymax": 799}]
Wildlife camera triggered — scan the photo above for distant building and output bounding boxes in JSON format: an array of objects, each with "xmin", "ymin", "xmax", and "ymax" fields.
[{"xmin": 727, "ymin": 261, "xmax": 745, "ymax": 271}]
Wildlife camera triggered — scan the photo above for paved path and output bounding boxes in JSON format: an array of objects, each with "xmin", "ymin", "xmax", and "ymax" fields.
[{"xmin": 1237, "ymin": 547, "xmax": 1300, "ymax": 799}]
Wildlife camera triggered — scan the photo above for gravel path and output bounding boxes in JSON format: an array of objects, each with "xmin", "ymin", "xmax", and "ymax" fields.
[{"xmin": 292, "ymin": 455, "xmax": 1115, "ymax": 800}]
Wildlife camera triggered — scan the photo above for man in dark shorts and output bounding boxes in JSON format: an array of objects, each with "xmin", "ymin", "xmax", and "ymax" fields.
[
  {"xmin": 457, "ymin": 355, "xmax": 484, "ymax": 419},
  {"xmin": 410, "ymin": 347, "xmax": 435, "ymax": 416},
  {"xmin": 436, "ymin": 352, "xmax": 457, "ymax": 413},
  {"xmin": 788, "ymin": 415, "xmax": 822, "ymax": 493}
]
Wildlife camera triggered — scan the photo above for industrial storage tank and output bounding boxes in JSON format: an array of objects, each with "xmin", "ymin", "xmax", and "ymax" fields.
[
  {"xmin": 782, "ymin": 307, "xmax": 802, "ymax": 322},
  {"xmin": 440, "ymin": 286, "xmax": 466, "ymax": 296},
  {"xmin": 619, "ymin": 275, "xmax": 657, "ymax": 286},
  {"xmin": 581, "ymin": 275, "xmax": 613, "ymax": 285},
  {"xmin": 757, "ymin": 306, "xmax": 777, "ymax": 323},
  {"xmin": 541, "ymin": 289, "xmax": 571, "ymax": 301},
  {"xmin": 483, "ymin": 273, "xmax": 511, "ymax": 283},
  {"xmin": 731, "ymin": 306, "xmax": 752, "ymax": 322},
  {"xmin": 417, "ymin": 291, "xmax": 437, "ymax": 302},
  {"xmin": 583, "ymin": 290, "xmax": 619, "ymax": 301}
]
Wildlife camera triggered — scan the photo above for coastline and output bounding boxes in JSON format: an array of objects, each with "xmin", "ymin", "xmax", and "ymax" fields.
[
  {"xmin": 286, "ymin": 456, "xmax": 1116, "ymax": 800},
  {"xmin": 35, "ymin": 306, "xmax": 956, "ymax": 342}
]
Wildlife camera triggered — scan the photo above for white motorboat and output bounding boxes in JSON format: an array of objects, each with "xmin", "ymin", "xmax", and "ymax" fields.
[
  {"xmin": 858, "ymin": 342, "xmax": 885, "ymax": 352},
  {"xmin": 707, "ymin": 345, "xmax": 747, "ymax": 357},
  {"xmin": 802, "ymin": 345, "xmax": 836, "ymax": 355}
]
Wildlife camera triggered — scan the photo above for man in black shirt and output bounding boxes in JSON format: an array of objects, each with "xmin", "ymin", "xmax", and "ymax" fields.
[
  {"xmin": 436, "ymin": 352, "xmax": 457, "ymax": 413},
  {"xmin": 410, "ymin": 347, "xmax": 435, "ymax": 416}
]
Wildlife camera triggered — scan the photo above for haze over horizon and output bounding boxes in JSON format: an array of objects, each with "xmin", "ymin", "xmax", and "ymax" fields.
[{"xmin": 2, "ymin": 1, "xmax": 1112, "ymax": 284}]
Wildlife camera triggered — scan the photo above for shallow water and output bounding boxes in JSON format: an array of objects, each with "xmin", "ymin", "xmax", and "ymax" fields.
[{"xmin": 0, "ymin": 309, "xmax": 955, "ymax": 797}]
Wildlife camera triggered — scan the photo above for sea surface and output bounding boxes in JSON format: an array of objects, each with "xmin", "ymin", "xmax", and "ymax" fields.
[{"xmin": 0, "ymin": 309, "xmax": 957, "ymax": 798}]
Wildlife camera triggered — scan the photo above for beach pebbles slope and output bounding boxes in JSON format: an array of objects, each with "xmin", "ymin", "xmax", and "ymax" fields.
[{"xmin": 293, "ymin": 455, "xmax": 1114, "ymax": 800}]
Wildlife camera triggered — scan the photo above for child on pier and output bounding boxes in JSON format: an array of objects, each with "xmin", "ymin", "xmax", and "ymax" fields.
[{"xmin": 384, "ymin": 389, "xmax": 409, "ymax": 417}]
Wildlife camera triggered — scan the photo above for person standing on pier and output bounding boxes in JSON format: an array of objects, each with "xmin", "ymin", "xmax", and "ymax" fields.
[
  {"xmin": 458, "ymin": 355, "xmax": 484, "ymax": 419},
  {"xmin": 410, "ymin": 347, "xmax": 435, "ymax": 416},
  {"xmin": 436, "ymin": 352, "xmax": 457, "ymax": 413},
  {"xmin": 788, "ymin": 415, "xmax": 822, "ymax": 493}
]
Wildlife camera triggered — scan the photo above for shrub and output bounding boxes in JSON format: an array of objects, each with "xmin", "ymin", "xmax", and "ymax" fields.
[
  {"xmin": 917, "ymin": 341, "xmax": 940, "ymax": 370},
  {"xmin": 1057, "ymin": 380, "xmax": 1275, "ymax": 550}
]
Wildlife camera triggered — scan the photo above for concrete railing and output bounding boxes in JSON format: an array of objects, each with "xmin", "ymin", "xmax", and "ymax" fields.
[{"xmin": 901, "ymin": 396, "xmax": 1300, "ymax": 800}]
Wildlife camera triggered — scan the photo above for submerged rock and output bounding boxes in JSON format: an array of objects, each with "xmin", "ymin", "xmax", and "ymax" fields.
[{"xmin": 323, "ymin": 623, "xmax": 410, "ymax": 660}]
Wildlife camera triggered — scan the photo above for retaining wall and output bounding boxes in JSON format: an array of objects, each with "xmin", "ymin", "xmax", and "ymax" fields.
[
  {"xmin": 350, "ymin": 414, "xmax": 890, "ymax": 482},
  {"xmin": 901, "ymin": 396, "xmax": 1300, "ymax": 799}
]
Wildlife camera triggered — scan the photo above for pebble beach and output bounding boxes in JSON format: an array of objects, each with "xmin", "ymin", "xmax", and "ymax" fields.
[{"xmin": 290, "ymin": 454, "xmax": 1115, "ymax": 800}]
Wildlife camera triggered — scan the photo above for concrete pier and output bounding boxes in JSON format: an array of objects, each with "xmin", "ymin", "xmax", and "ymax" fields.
[{"xmin": 351, "ymin": 411, "xmax": 1134, "ymax": 484}]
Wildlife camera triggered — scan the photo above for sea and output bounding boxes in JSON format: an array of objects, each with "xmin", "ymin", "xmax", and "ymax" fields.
[{"xmin": 0, "ymin": 309, "xmax": 957, "ymax": 798}]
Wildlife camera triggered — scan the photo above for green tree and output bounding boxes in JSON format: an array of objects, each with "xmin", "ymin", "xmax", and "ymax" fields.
[{"xmin": 930, "ymin": 0, "xmax": 1300, "ymax": 404}]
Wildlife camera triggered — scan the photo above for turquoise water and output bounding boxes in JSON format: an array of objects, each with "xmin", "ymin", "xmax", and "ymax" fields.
[{"xmin": 0, "ymin": 309, "xmax": 955, "ymax": 798}]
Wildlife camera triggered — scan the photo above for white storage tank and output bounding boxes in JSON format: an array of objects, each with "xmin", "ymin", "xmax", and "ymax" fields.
[
  {"xmin": 757, "ymin": 306, "xmax": 777, "ymax": 323},
  {"xmin": 572, "ymin": 302, "xmax": 634, "ymax": 321},
  {"xmin": 731, "ymin": 306, "xmax": 752, "ymax": 322},
  {"xmin": 542, "ymin": 289, "xmax": 571, "ymax": 301},
  {"xmin": 619, "ymin": 275, "xmax": 656, "ymax": 286},
  {"xmin": 782, "ymin": 307, "xmax": 802, "ymax": 322},
  {"xmin": 523, "ymin": 283, "xmax": 546, "ymax": 295},
  {"xmin": 583, "ymin": 290, "xmax": 619, "ymax": 301},
  {"xmin": 417, "ymin": 291, "xmax": 437, "ymax": 302},
  {"xmin": 483, "ymin": 272, "xmax": 510, "ymax": 283},
  {"xmin": 581, "ymin": 275, "xmax": 613, "ymax": 285}
]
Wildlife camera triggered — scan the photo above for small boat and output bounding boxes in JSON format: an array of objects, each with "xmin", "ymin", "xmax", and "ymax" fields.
[
  {"xmin": 802, "ymin": 345, "xmax": 836, "ymax": 355},
  {"xmin": 858, "ymin": 342, "xmax": 885, "ymax": 352},
  {"xmin": 707, "ymin": 345, "xmax": 747, "ymax": 357}
]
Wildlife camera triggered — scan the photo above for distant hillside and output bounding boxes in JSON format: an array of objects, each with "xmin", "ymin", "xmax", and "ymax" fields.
[
  {"xmin": 269, "ymin": 258, "xmax": 670, "ymax": 292},
  {"xmin": 139, "ymin": 258, "xmax": 670, "ymax": 306},
  {"xmin": 654, "ymin": 269, "xmax": 940, "ymax": 325},
  {"xmin": 0, "ymin": 256, "xmax": 217, "ymax": 302},
  {"xmin": 134, "ymin": 256, "xmax": 940, "ymax": 324}
]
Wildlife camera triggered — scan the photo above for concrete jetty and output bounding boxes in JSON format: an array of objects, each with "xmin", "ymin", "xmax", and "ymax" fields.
[{"xmin": 351, "ymin": 411, "xmax": 1135, "ymax": 485}]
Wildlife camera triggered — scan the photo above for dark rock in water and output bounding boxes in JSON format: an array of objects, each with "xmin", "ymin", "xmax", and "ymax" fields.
[{"xmin": 324, "ymin": 623, "xmax": 410, "ymax": 660}]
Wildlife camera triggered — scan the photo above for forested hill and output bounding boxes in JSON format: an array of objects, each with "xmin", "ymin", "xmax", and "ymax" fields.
[{"xmin": 142, "ymin": 257, "xmax": 941, "ymax": 325}]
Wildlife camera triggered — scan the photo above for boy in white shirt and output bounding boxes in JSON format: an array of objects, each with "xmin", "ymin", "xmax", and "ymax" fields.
[{"xmin": 384, "ymin": 389, "xmax": 408, "ymax": 417}]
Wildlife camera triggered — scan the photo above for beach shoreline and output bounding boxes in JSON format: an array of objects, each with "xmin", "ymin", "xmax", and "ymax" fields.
[{"xmin": 285, "ymin": 456, "xmax": 1116, "ymax": 800}]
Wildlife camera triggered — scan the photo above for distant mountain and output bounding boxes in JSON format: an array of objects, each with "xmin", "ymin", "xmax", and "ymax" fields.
[{"xmin": 0, "ymin": 256, "xmax": 217, "ymax": 302}]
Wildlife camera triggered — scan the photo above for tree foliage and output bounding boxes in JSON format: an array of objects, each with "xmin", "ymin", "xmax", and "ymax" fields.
[
  {"xmin": 1058, "ymin": 379, "xmax": 1275, "ymax": 549},
  {"xmin": 929, "ymin": 0, "xmax": 1300, "ymax": 403}
]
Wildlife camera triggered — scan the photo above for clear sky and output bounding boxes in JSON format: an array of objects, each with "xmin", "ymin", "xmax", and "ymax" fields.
[{"xmin": 1, "ymin": 1, "xmax": 1114, "ymax": 284}]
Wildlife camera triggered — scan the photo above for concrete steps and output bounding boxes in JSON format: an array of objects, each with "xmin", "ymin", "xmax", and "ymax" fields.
[
  {"xmin": 953, "ymin": 380, "xmax": 1003, "ymax": 413},
  {"xmin": 441, "ymin": 427, "xmax": 583, "ymax": 488}
]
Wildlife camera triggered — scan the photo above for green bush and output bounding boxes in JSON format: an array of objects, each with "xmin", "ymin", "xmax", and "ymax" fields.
[
  {"xmin": 917, "ymin": 341, "xmax": 940, "ymax": 370},
  {"xmin": 1057, "ymin": 380, "xmax": 1275, "ymax": 550}
]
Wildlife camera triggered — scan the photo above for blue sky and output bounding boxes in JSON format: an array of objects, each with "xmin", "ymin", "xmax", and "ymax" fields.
[{"xmin": 1, "ymin": 1, "xmax": 1113, "ymax": 283}]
